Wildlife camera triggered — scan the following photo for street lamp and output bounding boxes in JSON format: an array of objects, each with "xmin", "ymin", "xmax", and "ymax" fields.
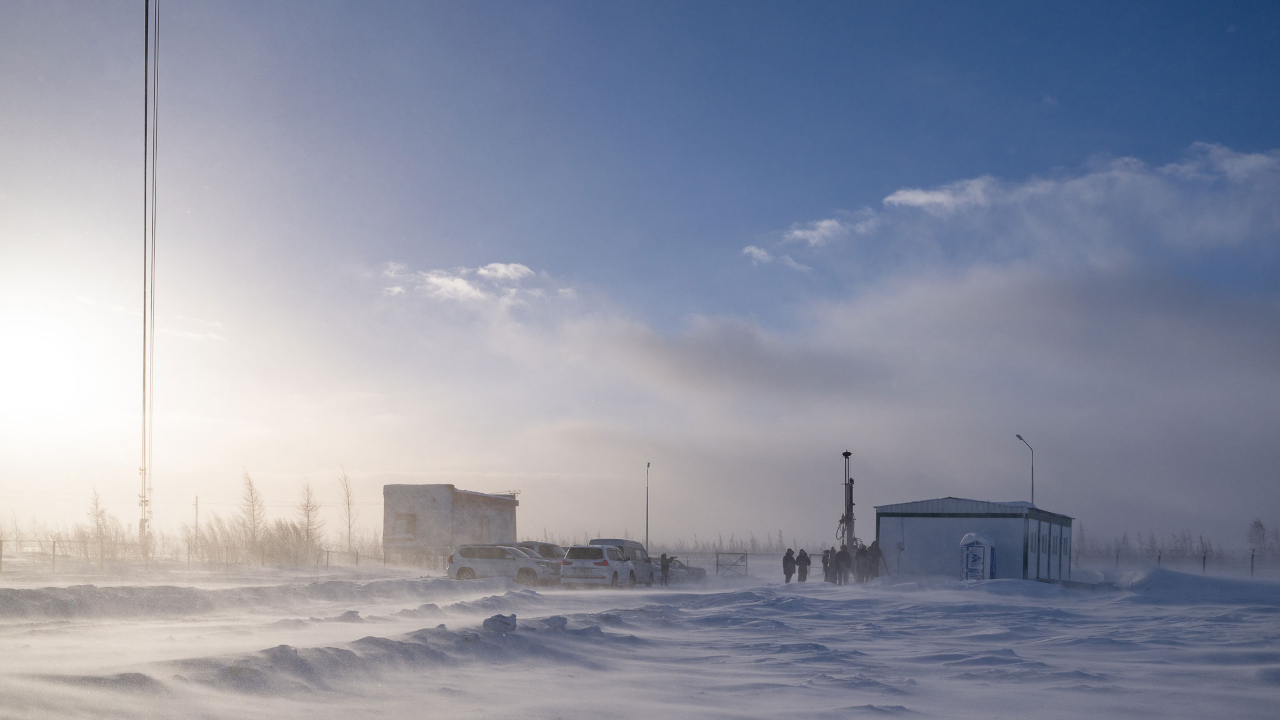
[
  {"xmin": 645, "ymin": 462, "xmax": 650, "ymax": 550},
  {"xmin": 1016, "ymin": 434, "xmax": 1034, "ymax": 506}
]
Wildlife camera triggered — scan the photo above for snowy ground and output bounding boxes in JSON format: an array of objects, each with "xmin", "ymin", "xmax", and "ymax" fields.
[{"xmin": 1, "ymin": 567, "xmax": 1278, "ymax": 719}]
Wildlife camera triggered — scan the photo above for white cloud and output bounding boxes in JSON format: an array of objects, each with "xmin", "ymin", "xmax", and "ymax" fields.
[
  {"xmin": 784, "ymin": 218, "xmax": 850, "ymax": 246},
  {"xmin": 883, "ymin": 176, "xmax": 994, "ymax": 216},
  {"xmin": 780, "ymin": 255, "xmax": 810, "ymax": 272},
  {"xmin": 742, "ymin": 245, "xmax": 772, "ymax": 263},
  {"xmin": 381, "ymin": 262, "xmax": 576, "ymax": 311},
  {"xmin": 751, "ymin": 143, "xmax": 1280, "ymax": 271},
  {"xmin": 477, "ymin": 262, "xmax": 534, "ymax": 281},
  {"xmin": 417, "ymin": 272, "xmax": 488, "ymax": 301},
  {"xmin": 384, "ymin": 261, "xmax": 409, "ymax": 278}
]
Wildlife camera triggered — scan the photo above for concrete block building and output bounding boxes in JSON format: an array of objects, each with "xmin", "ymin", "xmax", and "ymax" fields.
[
  {"xmin": 383, "ymin": 484, "xmax": 519, "ymax": 565},
  {"xmin": 875, "ymin": 497, "xmax": 1073, "ymax": 582}
]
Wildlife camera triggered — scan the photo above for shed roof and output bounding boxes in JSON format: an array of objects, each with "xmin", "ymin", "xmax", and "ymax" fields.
[
  {"xmin": 874, "ymin": 497, "xmax": 1072, "ymax": 522},
  {"xmin": 453, "ymin": 488, "xmax": 520, "ymax": 506}
]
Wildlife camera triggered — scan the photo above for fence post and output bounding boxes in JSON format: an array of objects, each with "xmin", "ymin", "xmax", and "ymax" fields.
[
  {"xmin": 1157, "ymin": 552, "xmax": 1161, "ymax": 567},
  {"xmin": 1202, "ymin": 553, "xmax": 1207, "ymax": 575},
  {"xmin": 354, "ymin": 550, "xmax": 359, "ymax": 567},
  {"xmin": 326, "ymin": 550, "xmax": 330, "ymax": 568},
  {"xmin": 52, "ymin": 540, "xmax": 57, "ymax": 573},
  {"xmin": 1251, "ymin": 549, "xmax": 1255, "ymax": 577}
]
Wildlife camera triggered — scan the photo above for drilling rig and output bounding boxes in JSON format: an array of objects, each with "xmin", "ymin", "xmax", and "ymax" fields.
[{"xmin": 838, "ymin": 450, "xmax": 857, "ymax": 547}]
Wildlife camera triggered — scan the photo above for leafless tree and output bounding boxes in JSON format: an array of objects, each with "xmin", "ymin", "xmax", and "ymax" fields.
[
  {"xmin": 87, "ymin": 488, "xmax": 107, "ymax": 555},
  {"xmin": 1247, "ymin": 519, "xmax": 1267, "ymax": 550},
  {"xmin": 338, "ymin": 469, "xmax": 358, "ymax": 554},
  {"xmin": 240, "ymin": 471, "xmax": 266, "ymax": 555},
  {"xmin": 297, "ymin": 480, "xmax": 324, "ymax": 556}
]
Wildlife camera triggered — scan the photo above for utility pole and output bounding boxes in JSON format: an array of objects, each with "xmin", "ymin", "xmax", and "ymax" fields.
[
  {"xmin": 645, "ymin": 462, "xmax": 650, "ymax": 550},
  {"xmin": 841, "ymin": 451, "xmax": 855, "ymax": 546},
  {"xmin": 138, "ymin": 0, "xmax": 161, "ymax": 552}
]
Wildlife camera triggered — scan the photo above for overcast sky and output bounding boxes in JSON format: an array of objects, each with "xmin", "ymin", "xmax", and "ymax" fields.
[{"xmin": 2, "ymin": 1, "xmax": 1279, "ymax": 547}]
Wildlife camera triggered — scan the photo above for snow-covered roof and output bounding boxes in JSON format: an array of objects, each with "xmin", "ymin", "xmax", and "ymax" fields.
[
  {"xmin": 454, "ymin": 488, "xmax": 519, "ymax": 505},
  {"xmin": 874, "ymin": 496, "xmax": 1071, "ymax": 521}
]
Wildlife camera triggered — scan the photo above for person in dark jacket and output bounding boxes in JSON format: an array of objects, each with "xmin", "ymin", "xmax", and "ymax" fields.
[
  {"xmin": 867, "ymin": 540, "xmax": 884, "ymax": 580},
  {"xmin": 660, "ymin": 553, "xmax": 676, "ymax": 586},
  {"xmin": 782, "ymin": 549, "xmax": 796, "ymax": 583},
  {"xmin": 796, "ymin": 549, "xmax": 811, "ymax": 582},
  {"xmin": 854, "ymin": 543, "xmax": 870, "ymax": 583},
  {"xmin": 835, "ymin": 544, "xmax": 852, "ymax": 585},
  {"xmin": 826, "ymin": 547, "xmax": 838, "ymax": 583}
]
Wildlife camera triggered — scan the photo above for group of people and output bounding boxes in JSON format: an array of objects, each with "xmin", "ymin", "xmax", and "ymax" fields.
[
  {"xmin": 783, "ymin": 541, "xmax": 884, "ymax": 585},
  {"xmin": 781, "ymin": 548, "xmax": 813, "ymax": 582}
]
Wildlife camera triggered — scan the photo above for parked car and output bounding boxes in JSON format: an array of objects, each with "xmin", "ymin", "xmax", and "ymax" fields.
[
  {"xmin": 560, "ymin": 544, "xmax": 635, "ymax": 588},
  {"xmin": 510, "ymin": 546, "xmax": 562, "ymax": 579},
  {"xmin": 590, "ymin": 538, "xmax": 655, "ymax": 587},
  {"xmin": 664, "ymin": 558, "xmax": 707, "ymax": 583},
  {"xmin": 447, "ymin": 545, "xmax": 560, "ymax": 585},
  {"xmin": 515, "ymin": 541, "xmax": 567, "ymax": 561}
]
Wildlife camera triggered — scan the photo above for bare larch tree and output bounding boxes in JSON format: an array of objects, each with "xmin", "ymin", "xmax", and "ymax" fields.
[
  {"xmin": 240, "ymin": 471, "xmax": 266, "ymax": 558},
  {"xmin": 297, "ymin": 480, "xmax": 324, "ymax": 556},
  {"xmin": 338, "ymin": 470, "xmax": 358, "ymax": 555}
]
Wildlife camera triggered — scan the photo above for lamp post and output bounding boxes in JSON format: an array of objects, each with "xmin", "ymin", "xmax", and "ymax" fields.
[
  {"xmin": 645, "ymin": 462, "xmax": 650, "ymax": 550},
  {"xmin": 1016, "ymin": 434, "xmax": 1034, "ymax": 506}
]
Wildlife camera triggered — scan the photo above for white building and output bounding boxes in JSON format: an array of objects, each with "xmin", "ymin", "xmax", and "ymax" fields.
[
  {"xmin": 874, "ymin": 497, "xmax": 1073, "ymax": 582},
  {"xmin": 383, "ymin": 484, "xmax": 519, "ymax": 565}
]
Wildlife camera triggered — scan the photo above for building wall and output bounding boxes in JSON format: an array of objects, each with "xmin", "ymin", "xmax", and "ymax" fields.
[
  {"xmin": 877, "ymin": 515, "xmax": 1027, "ymax": 579},
  {"xmin": 383, "ymin": 484, "xmax": 454, "ymax": 557},
  {"xmin": 451, "ymin": 490, "xmax": 517, "ymax": 546},
  {"xmin": 1029, "ymin": 519, "xmax": 1072, "ymax": 582},
  {"xmin": 382, "ymin": 484, "xmax": 518, "ymax": 560}
]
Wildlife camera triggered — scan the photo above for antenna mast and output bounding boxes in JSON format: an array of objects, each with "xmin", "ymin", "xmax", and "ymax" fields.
[{"xmin": 139, "ymin": 0, "xmax": 160, "ymax": 548}]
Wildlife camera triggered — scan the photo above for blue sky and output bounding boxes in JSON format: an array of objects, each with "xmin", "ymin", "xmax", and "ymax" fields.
[{"xmin": 2, "ymin": 1, "xmax": 1280, "ymax": 545}]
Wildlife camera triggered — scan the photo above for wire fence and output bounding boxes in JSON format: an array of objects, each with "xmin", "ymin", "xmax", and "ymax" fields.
[
  {"xmin": 1077, "ymin": 549, "xmax": 1280, "ymax": 579},
  {"xmin": 0, "ymin": 537, "xmax": 396, "ymax": 575}
]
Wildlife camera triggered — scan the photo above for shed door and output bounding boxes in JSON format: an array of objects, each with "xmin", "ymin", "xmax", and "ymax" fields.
[{"xmin": 1048, "ymin": 525, "xmax": 1060, "ymax": 580}]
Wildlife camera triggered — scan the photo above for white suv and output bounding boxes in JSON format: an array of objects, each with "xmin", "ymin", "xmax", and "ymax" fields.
[
  {"xmin": 560, "ymin": 544, "xmax": 635, "ymax": 588},
  {"xmin": 448, "ymin": 545, "xmax": 560, "ymax": 585}
]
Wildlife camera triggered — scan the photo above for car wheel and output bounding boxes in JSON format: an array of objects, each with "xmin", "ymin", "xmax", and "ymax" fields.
[
  {"xmin": 645, "ymin": 573, "xmax": 653, "ymax": 588},
  {"xmin": 456, "ymin": 568, "xmax": 475, "ymax": 580},
  {"xmin": 611, "ymin": 572, "xmax": 618, "ymax": 586},
  {"xmin": 627, "ymin": 571, "xmax": 636, "ymax": 589},
  {"xmin": 516, "ymin": 568, "xmax": 537, "ymax": 585}
]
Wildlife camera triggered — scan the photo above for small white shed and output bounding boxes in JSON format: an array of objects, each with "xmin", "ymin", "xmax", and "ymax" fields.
[
  {"xmin": 875, "ymin": 497, "xmax": 1072, "ymax": 582},
  {"xmin": 382, "ymin": 484, "xmax": 519, "ymax": 565}
]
